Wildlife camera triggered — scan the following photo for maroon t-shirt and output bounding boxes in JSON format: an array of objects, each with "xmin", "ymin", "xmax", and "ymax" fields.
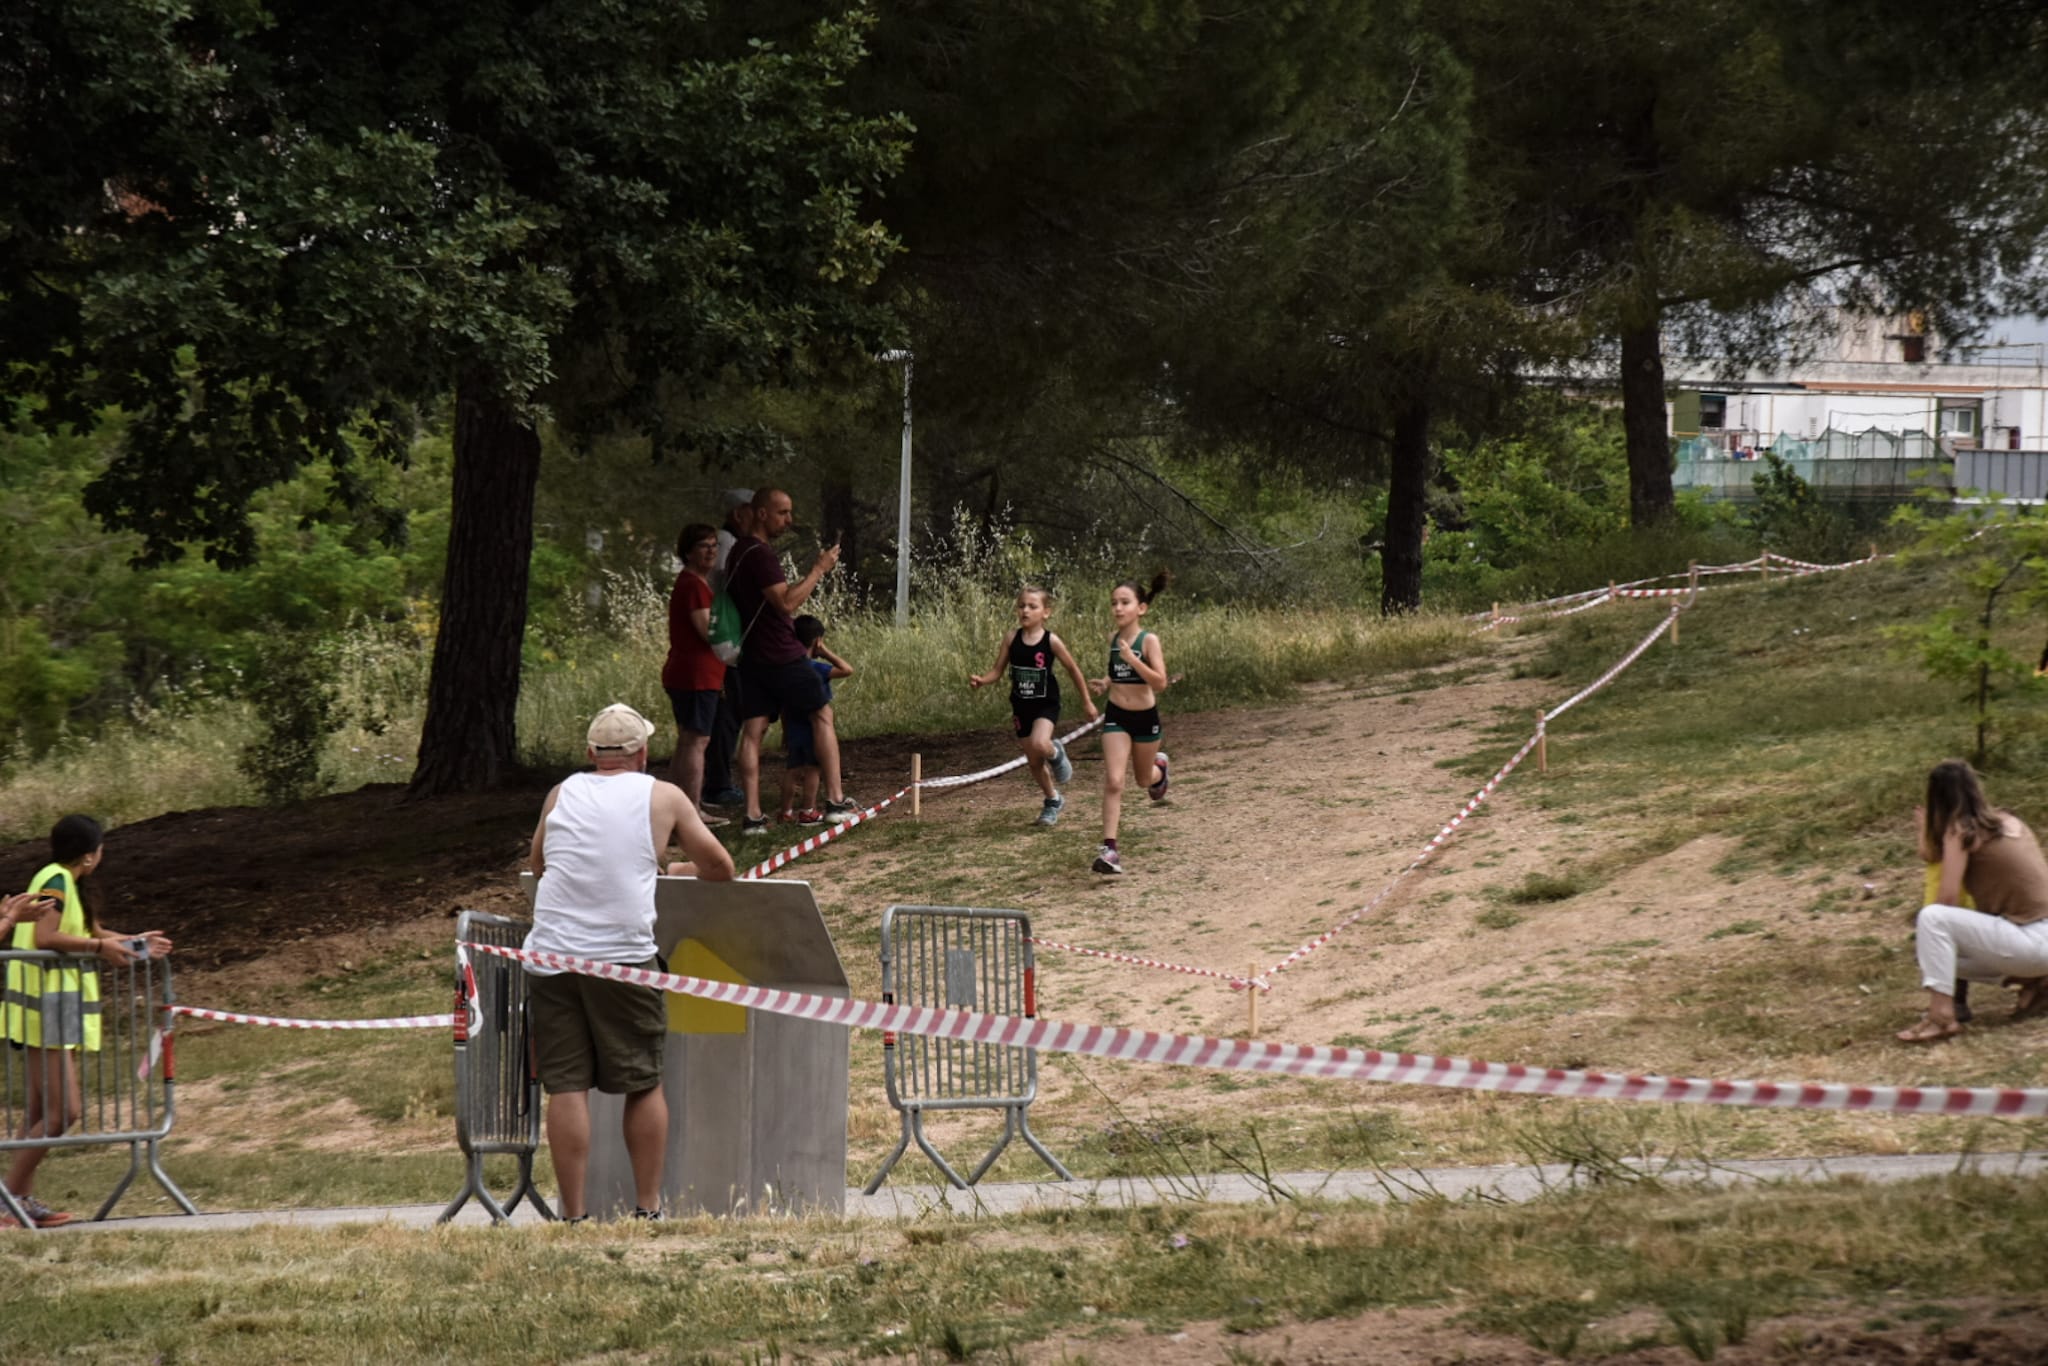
[
  {"xmin": 661, "ymin": 571, "xmax": 724, "ymax": 691},
  {"xmin": 723, "ymin": 536, "xmax": 805, "ymax": 666}
]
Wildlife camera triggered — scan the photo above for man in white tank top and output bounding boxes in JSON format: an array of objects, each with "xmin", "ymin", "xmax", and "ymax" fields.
[{"xmin": 526, "ymin": 703, "xmax": 734, "ymax": 1221}]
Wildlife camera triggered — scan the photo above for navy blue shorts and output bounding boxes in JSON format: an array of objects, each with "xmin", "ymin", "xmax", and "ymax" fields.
[
  {"xmin": 666, "ymin": 687, "xmax": 720, "ymax": 736},
  {"xmin": 738, "ymin": 656, "xmax": 830, "ymax": 723}
]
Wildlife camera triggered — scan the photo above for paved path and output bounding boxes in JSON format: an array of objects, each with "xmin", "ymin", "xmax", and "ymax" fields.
[{"xmin": 43, "ymin": 1150, "xmax": 2048, "ymax": 1234}]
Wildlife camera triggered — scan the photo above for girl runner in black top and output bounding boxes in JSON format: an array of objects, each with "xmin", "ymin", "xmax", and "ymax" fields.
[
  {"xmin": 970, "ymin": 586, "xmax": 1096, "ymax": 826},
  {"xmin": 1086, "ymin": 572, "xmax": 1171, "ymax": 874}
]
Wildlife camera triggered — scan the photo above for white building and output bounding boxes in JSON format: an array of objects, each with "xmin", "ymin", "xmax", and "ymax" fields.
[{"xmin": 1666, "ymin": 315, "xmax": 2048, "ymax": 500}]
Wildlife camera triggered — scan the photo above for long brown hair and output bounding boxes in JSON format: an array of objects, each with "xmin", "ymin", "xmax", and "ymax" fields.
[
  {"xmin": 1115, "ymin": 571, "xmax": 1171, "ymax": 605},
  {"xmin": 1925, "ymin": 760, "xmax": 2005, "ymax": 852}
]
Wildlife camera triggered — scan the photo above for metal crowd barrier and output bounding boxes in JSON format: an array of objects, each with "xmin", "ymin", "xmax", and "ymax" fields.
[
  {"xmin": 438, "ymin": 912, "xmax": 553, "ymax": 1224},
  {"xmin": 864, "ymin": 905, "xmax": 1072, "ymax": 1192},
  {"xmin": 0, "ymin": 948, "xmax": 198, "ymax": 1227}
]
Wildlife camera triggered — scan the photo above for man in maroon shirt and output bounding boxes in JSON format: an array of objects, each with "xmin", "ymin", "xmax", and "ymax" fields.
[{"xmin": 724, "ymin": 488, "xmax": 856, "ymax": 833}]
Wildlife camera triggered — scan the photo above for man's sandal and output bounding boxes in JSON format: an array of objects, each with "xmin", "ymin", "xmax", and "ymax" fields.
[{"xmin": 1895, "ymin": 1014, "xmax": 1964, "ymax": 1044}]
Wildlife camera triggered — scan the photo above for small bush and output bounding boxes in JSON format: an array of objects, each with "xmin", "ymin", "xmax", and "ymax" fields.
[{"xmin": 237, "ymin": 631, "xmax": 342, "ymax": 804}]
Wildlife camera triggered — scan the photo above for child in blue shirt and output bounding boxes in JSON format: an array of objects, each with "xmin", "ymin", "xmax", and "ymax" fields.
[{"xmin": 779, "ymin": 615, "xmax": 855, "ymax": 824}]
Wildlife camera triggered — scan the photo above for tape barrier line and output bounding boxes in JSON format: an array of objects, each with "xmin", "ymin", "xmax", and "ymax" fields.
[
  {"xmin": 1260, "ymin": 606, "xmax": 1681, "ymax": 986},
  {"xmin": 741, "ymin": 712, "xmax": 1118, "ymax": 881},
  {"xmin": 1543, "ymin": 606, "xmax": 1679, "ymax": 725},
  {"xmin": 917, "ymin": 714, "xmax": 1109, "ymax": 792},
  {"xmin": 739, "ymin": 786, "xmax": 910, "ymax": 880},
  {"xmin": 1478, "ymin": 548, "xmax": 1894, "ymax": 626},
  {"xmin": 463, "ymin": 941, "xmax": 2048, "ymax": 1118},
  {"xmin": 1766, "ymin": 550, "xmax": 1887, "ymax": 574},
  {"xmin": 1259, "ymin": 729, "xmax": 1544, "ymax": 987},
  {"xmin": 1023, "ymin": 936, "xmax": 1254, "ymax": 988},
  {"xmin": 169, "ymin": 1005, "xmax": 455, "ymax": 1030}
]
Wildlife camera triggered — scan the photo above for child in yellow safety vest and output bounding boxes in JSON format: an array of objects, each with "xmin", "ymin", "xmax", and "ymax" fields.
[{"xmin": 3, "ymin": 815, "xmax": 172, "ymax": 1229}]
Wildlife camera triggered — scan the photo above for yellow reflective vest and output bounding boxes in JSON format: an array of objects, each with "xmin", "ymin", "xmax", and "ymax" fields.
[{"xmin": 3, "ymin": 862, "xmax": 102, "ymax": 1051}]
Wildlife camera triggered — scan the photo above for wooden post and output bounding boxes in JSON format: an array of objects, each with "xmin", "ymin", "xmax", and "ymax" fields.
[
  {"xmin": 911, "ymin": 753, "xmax": 921, "ymax": 819},
  {"xmin": 1688, "ymin": 559, "xmax": 1700, "ymax": 592},
  {"xmin": 1491, "ymin": 601, "xmax": 1499, "ymax": 623},
  {"xmin": 1608, "ymin": 579, "xmax": 1616, "ymax": 603},
  {"xmin": 1761, "ymin": 554, "xmax": 1770, "ymax": 582},
  {"xmin": 1536, "ymin": 710, "xmax": 1548, "ymax": 773},
  {"xmin": 1870, "ymin": 541, "xmax": 1878, "ymax": 561},
  {"xmin": 1671, "ymin": 609, "xmax": 1679, "ymax": 647},
  {"xmin": 1247, "ymin": 965, "xmax": 1259, "ymax": 1038}
]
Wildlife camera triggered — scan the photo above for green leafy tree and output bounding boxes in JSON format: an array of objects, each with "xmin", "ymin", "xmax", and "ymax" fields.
[
  {"xmin": 3, "ymin": 0, "xmax": 905, "ymax": 795},
  {"xmin": 1886, "ymin": 504, "xmax": 2048, "ymax": 765},
  {"xmin": 1438, "ymin": 0, "xmax": 2048, "ymax": 526}
]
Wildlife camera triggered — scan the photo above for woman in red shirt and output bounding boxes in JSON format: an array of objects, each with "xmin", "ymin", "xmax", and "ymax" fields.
[{"xmin": 663, "ymin": 523, "xmax": 726, "ymax": 815}]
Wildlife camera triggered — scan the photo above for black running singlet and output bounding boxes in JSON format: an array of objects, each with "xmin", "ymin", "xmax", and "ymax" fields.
[{"xmin": 1008, "ymin": 630, "xmax": 1060, "ymax": 706}]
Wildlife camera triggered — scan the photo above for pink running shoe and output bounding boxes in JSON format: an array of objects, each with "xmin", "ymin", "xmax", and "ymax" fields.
[{"xmin": 1147, "ymin": 751, "xmax": 1171, "ymax": 802}]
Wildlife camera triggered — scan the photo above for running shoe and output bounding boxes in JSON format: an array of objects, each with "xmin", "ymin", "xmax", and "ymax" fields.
[
  {"xmin": 822, "ymin": 797, "xmax": 859, "ymax": 823},
  {"xmin": 796, "ymin": 808, "xmax": 826, "ymax": 826},
  {"xmin": 704, "ymin": 787, "xmax": 746, "ymax": 807},
  {"xmin": 1092, "ymin": 844, "xmax": 1123, "ymax": 875},
  {"xmin": 1147, "ymin": 751, "xmax": 1171, "ymax": 802},
  {"xmin": 697, "ymin": 812, "xmax": 729, "ymax": 828},
  {"xmin": 631, "ymin": 1206, "xmax": 664, "ymax": 1222},
  {"xmin": 18, "ymin": 1195, "xmax": 72, "ymax": 1228},
  {"xmin": 1050, "ymin": 739, "xmax": 1074, "ymax": 787},
  {"xmin": 740, "ymin": 815, "xmax": 771, "ymax": 837},
  {"xmin": 1037, "ymin": 793, "xmax": 1065, "ymax": 827}
]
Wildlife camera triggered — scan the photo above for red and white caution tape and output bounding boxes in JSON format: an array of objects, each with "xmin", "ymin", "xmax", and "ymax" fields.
[
  {"xmin": 739, "ymin": 787, "xmax": 910, "ymax": 880},
  {"xmin": 172, "ymin": 999, "xmax": 456, "ymax": 1032},
  {"xmin": 1259, "ymin": 728, "xmax": 1545, "ymax": 986},
  {"xmin": 1478, "ymin": 589, "xmax": 1618, "ymax": 631},
  {"xmin": 916, "ymin": 714, "xmax": 1108, "ymax": 792},
  {"xmin": 1024, "ymin": 935, "xmax": 1255, "ymax": 988},
  {"xmin": 741, "ymin": 713, "xmax": 1115, "ymax": 881},
  {"xmin": 1262, "ymin": 606, "xmax": 1680, "ymax": 986},
  {"xmin": 461, "ymin": 941, "xmax": 2048, "ymax": 1118},
  {"xmin": 1543, "ymin": 606, "xmax": 1679, "ymax": 724},
  {"xmin": 1766, "ymin": 550, "xmax": 1887, "ymax": 574},
  {"xmin": 169, "ymin": 1003, "xmax": 454, "ymax": 1023}
]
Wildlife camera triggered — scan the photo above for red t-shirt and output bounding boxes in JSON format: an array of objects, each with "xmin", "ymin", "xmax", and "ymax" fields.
[{"xmin": 661, "ymin": 571, "xmax": 725, "ymax": 691}]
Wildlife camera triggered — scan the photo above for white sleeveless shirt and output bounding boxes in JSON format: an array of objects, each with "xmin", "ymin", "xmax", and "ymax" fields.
[{"xmin": 526, "ymin": 771, "xmax": 660, "ymax": 972}]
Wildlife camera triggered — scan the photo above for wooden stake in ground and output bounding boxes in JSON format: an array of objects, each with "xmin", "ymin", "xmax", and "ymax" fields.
[
  {"xmin": 1537, "ymin": 709, "xmax": 1548, "ymax": 773},
  {"xmin": 911, "ymin": 753, "xmax": 921, "ymax": 820},
  {"xmin": 1247, "ymin": 964, "xmax": 1259, "ymax": 1038}
]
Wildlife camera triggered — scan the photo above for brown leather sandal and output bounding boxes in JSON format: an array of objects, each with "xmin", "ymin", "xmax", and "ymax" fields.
[{"xmin": 1895, "ymin": 1014, "xmax": 1964, "ymax": 1044}]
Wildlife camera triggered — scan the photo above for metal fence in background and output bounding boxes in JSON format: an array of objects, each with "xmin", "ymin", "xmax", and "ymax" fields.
[
  {"xmin": 0, "ymin": 948, "xmax": 198, "ymax": 1227},
  {"xmin": 864, "ymin": 905, "xmax": 1072, "ymax": 1192},
  {"xmin": 438, "ymin": 912, "xmax": 552, "ymax": 1224}
]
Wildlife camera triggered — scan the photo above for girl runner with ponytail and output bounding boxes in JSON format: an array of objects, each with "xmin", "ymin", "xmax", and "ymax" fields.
[
  {"xmin": 1088, "ymin": 572, "xmax": 1171, "ymax": 874},
  {"xmin": 968, "ymin": 586, "xmax": 1097, "ymax": 826}
]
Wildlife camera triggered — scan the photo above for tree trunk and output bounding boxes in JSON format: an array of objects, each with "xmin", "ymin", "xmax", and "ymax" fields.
[
  {"xmin": 1381, "ymin": 389, "xmax": 1432, "ymax": 616},
  {"xmin": 407, "ymin": 374, "xmax": 542, "ymax": 797},
  {"xmin": 1620, "ymin": 316, "xmax": 1675, "ymax": 526}
]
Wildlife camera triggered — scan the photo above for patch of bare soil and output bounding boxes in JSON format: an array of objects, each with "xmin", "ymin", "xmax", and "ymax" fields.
[{"xmin": 1023, "ymin": 1302, "xmax": 2048, "ymax": 1365}]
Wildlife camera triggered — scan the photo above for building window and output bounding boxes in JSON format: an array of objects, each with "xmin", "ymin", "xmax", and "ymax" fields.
[
  {"xmin": 1699, "ymin": 394, "xmax": 1727, "ymax": 430},
  {"xmin": 1938, "ymin": 402, "xmax": 1979, "ymax": 438}
]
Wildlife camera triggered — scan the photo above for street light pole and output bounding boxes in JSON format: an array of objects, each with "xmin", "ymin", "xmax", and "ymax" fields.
[{"xmin": 878, "ymin": 349, "xmax": 914, "ymax": 626}]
